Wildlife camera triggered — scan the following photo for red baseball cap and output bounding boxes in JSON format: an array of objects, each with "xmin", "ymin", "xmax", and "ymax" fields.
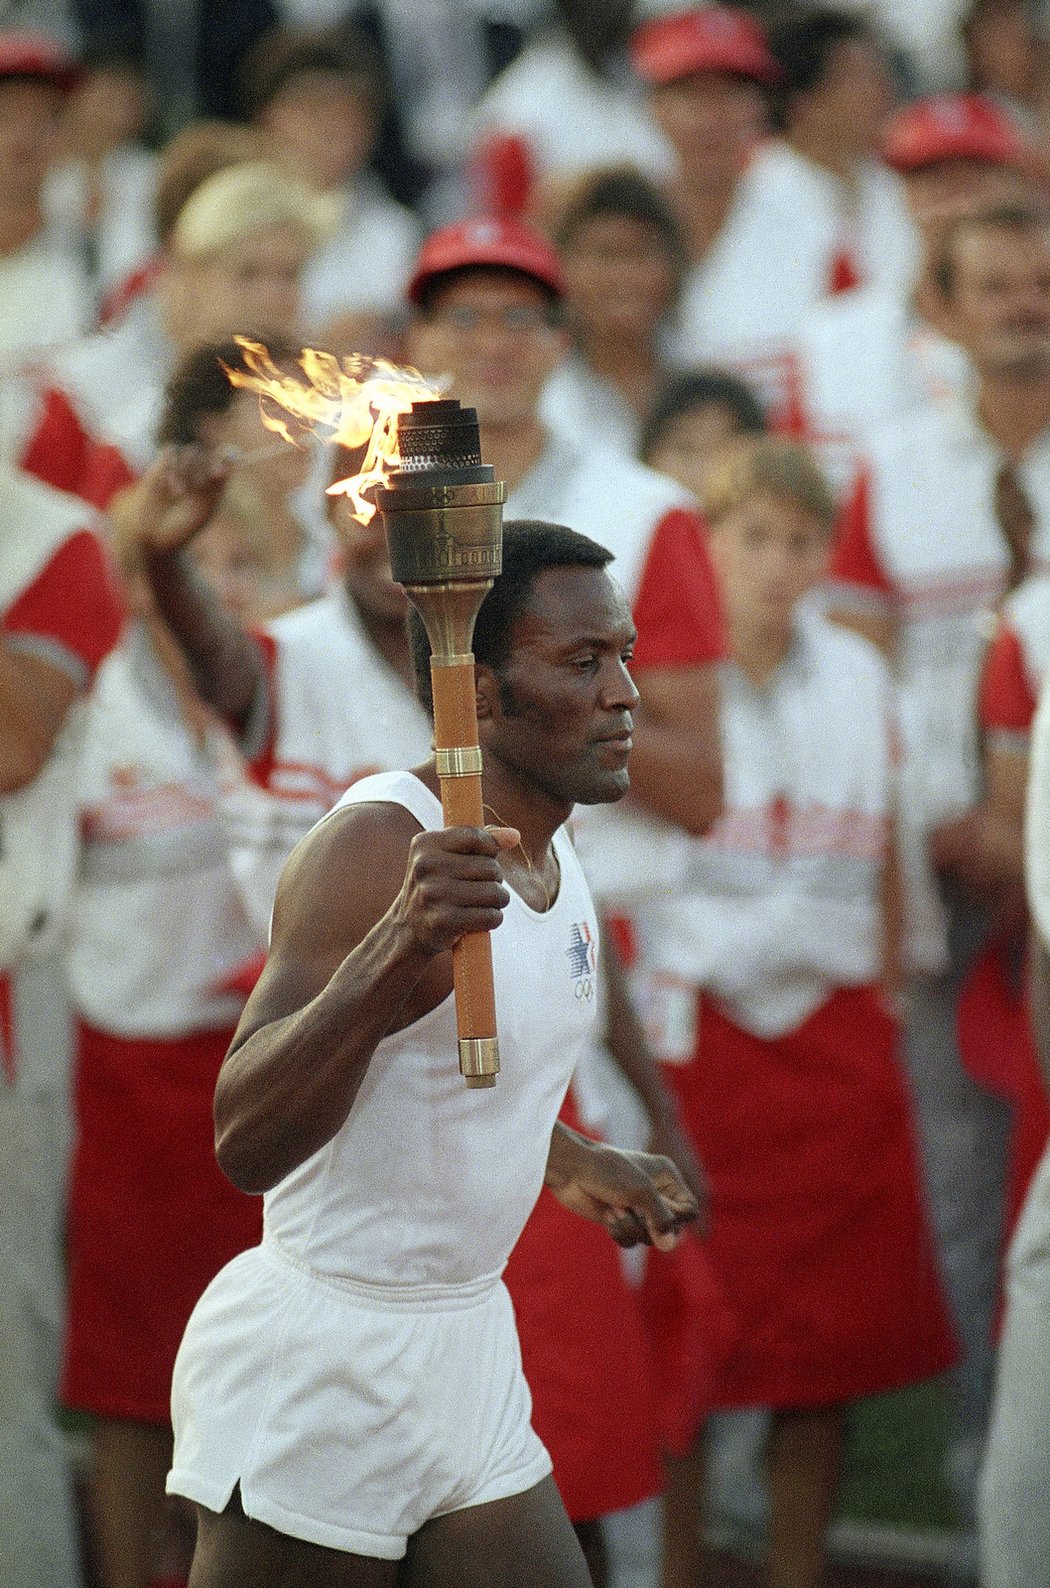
[
  {"xmin": 884, "ymin": 94, "xmax": 1029, "ymax": 173},
  {"xmin": 0, "ymin": 30, "xmax": 79, "ymax": 93},
  {"xmin": 630, "ymin": 6, "xmax": 782, "ymax": 89},
  {"xmin": 407, "ymin": 217, "xmax": 566, "ymax": 306}
]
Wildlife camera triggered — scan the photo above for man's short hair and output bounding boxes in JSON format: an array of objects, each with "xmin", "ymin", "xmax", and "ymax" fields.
[
  {"xmin": 408, "ymin": 519, "xmax": 613, "ymax": 715},
  {"xmin": 934, "ymin": 201, "xmax": 1050, "ymax": 297},
  {"xmin": 556, "ymin": 166, "xmax": 687, "ymax": 276},
  {"xmin": 640, "ymin": 368, "xmax": 766, "ymax": 462},
  {"xmin": 767, "ymin": 7, "xmax": 876, "ymax": 129},
  {"xmin": 239, "ymin": 24, "xmax": 383, "ymax": 122}
]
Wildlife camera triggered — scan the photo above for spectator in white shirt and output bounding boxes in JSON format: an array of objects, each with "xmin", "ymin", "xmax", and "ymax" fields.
[
  {"xmin": 0, "ymin": 29, "xmax": 93, "ymax": 361},
  {"xmin": 541, "ymin": 167, "xmax": 687, "ymax": 458},
  {"xmin": 243, "ymin": 24, "xmax": 420, "ymax": 351}
]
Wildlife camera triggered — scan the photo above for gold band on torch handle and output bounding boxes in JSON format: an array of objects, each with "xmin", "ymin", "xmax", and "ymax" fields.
[{"xmin": 429, "ymin": 651, "xmax": 499, "ymax": 1087}]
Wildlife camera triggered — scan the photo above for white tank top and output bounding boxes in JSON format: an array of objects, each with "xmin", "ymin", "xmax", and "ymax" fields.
[{"xmin": 262, "ymin": 770, "xmax": 601, "ymax": 1288}]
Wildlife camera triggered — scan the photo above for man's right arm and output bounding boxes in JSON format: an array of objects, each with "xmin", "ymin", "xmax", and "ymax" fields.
[
  {"xmin": 117, "ymin": 452, "xmax": 264, "ymax": 734},
  {"xmin": 213, "ymin": 803, "xmax": 516, "ymax": 1194}
]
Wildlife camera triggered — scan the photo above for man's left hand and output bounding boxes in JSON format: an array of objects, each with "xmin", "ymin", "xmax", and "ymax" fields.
[{"xmin": 548, "ymin": 1136, "xmax": 699, "ymax": 1251}]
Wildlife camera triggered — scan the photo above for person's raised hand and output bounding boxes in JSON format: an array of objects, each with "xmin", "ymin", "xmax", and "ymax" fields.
[
  {"xmin": 395, "ymin": 825, "xmax": 519, "ymax": 958},
  {"xmin": 113, "ymin": 444, "xmax": 231, "ymax": 566}
]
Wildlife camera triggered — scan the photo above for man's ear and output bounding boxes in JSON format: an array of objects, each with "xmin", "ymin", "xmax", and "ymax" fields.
[{"xmin": 475, "ymin": 663, "xmax": 499, "ymax": 721}]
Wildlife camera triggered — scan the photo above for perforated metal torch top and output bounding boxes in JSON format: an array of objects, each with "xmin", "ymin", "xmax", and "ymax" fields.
[{"xmin": 389, "ymin": 399, "xmax": 493, "ymax": 487}]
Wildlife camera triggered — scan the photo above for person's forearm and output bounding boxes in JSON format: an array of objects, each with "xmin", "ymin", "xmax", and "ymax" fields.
[
  {"xmin": 0, "ymin": 642, "xmax": 76, "ymax": 791},
  {"xmin": 141, "ymin": 544, "xmax": 264, "ymax": 732},
  {"xmin": 544, "ymin": 1120, "xmax": 599, "ymax": 1191},
  {"xmin": 214, "ymin": 912, "xmax": 434, "ymax": 1194},
  {"xmin": 627, "ymin": 714, "xmax": 723, "ymax": 835}
]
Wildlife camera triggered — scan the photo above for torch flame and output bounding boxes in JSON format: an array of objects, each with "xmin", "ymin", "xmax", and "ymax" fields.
[{"xmin": 223, "ymin": 336, "xmax": 447, "ymax": 523}]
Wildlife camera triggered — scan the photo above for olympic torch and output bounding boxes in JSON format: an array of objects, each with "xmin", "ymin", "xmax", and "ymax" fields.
[{"xmin": 375, "ymin": 398, "xmax": 505, "ymax": 1089}]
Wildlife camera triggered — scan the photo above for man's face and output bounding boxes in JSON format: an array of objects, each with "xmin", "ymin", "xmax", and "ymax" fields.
[
  {"xmin": 480, "ymin": 565, "xmax": 639, "ymax": 807},
  {"xmin": 561, "ymin": 213, "xmax": 679, "ymax": 339},
  {"xmin": 651, "ymin": 71, "xmax": 766, "ymax": 188},
  {"xmin": 945, "ymin": 223, "xmax": 1050, "ymax": 376},
  {"xmin": 407, "ymin": 270, "xmax": 567, "ymax": 429},
  {"xmin": 904, "ymin": 159, "xmax": 1028, "ymax": 245},
  {"xmin": 707, "ymin": 490, "xmax": 829, "ymax": 642},
  {"xmin": 262, "ymin": 71, "xmax": 375, "ymax": 192},
  {"xmin": 794, "ymin": 36, "xmax": 894, "ymax": 160},
  {"xmin": 0, "ymin": 78, "xmax": 62, "ymax": 206}
]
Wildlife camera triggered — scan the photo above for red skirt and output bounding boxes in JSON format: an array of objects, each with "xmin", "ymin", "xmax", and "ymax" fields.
[
  {"xmin": 503, "ymin": 1092, "xmax": 663, "ymax": 1521},
  {"xmin": 662, "ymin": 986, "xmax": 957, "ymax": 1410},
  {"xmin": 62, "ymin": 1021, "xmax": 262, "ymax": 1423}
]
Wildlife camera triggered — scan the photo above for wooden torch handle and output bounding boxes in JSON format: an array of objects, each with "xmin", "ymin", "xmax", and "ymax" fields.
[{"xmin": 430, "ymin": 653, "xmax": 499, "ymax": 1086}]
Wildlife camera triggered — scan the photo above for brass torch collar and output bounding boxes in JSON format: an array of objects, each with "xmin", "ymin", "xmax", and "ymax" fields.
[
  {"xmin": 459, "ymin": 1036, "xmax": 500, "ymax": 1087},
  {"xmin": 374, "ymin": 480, "xmax": 507, "ymax": 513}
]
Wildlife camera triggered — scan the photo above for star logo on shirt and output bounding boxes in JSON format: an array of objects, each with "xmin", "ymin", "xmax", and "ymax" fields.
[{"xmin": 566, "ymin": 921, "xmax": 596, "ymax": 981}]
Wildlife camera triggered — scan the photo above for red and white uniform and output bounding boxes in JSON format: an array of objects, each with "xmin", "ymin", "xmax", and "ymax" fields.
[
  {"xmin": 0, "ymin": 471, "xmax": 123, "ymax": 992},
  {"xmin": 981, "ymin": 574, "xmax": 1050, "ymax": 754},
  {"xmin": 232, "ymin": 587, "xmax": 433, "ymax": 935},
  {"xmin": 469, "ymin": 33, "xmax": 676, "ymax": 194},
  {"xmin": 0, "ymin": 467, "xmax": 122, "ymax": 1588},
  {"xmin": 0, "ymin": 222, "xmax": 94, "ymax": 365},
  {"xmin": 61, "ymin": 624, "xmax": 265, "ymax": 1422},
  {"xmin": 671, "ymin": 141, "xmax": 918, "ymax": 422},
  {"xmin": 788, "ymin": 284, "xmax": 970, "ymax": 494},
  {"xmin": 643, "ymin": 613, "xmax": 955, "ymax": 1407},
  {"xmin": 509, "ymin": 435, "xmax": 725, "ymax": 906},
  {"xmin": 829, "ymin": 403, "xmax": 1050, "ymax": 965},
  {"xmin": 972, "ymin": 577, "xmax": 1050, "ymax": 1237},
  {"xmin": 301, "ymin": 176, "xmax": 420, "ymax": 333},
  {"xmin": 540, "ymin": 355, "xmax": 641, "ymax": 461}
]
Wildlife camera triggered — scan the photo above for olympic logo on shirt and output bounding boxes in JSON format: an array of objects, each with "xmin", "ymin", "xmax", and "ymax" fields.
[{"xmin": 567, "ymin": 922, "xmax": 597, "ymax": 1001}]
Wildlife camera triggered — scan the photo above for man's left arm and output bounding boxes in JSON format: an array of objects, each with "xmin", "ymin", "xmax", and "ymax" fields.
[{"xmin": 544, "ymin": 1121, "xmax": 698, "ymax": 1252}]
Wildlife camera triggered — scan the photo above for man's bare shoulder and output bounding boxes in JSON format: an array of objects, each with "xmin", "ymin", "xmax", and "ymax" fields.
[{"xmin": 272, "ymin": 796, "xmax": 425, "ymax": 954}]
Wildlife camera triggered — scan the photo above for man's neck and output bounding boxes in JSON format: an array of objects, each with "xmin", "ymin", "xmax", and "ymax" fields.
[
  {"xmin": 476, "ymin": 417, "xmax": 549, "ymax": 494},
  {"xmin": 0, "ymin": 201, "xmax": 46, "ymax": 258},
  {"xmin": 785, "ymin": 129, "xmax": 860, "ymax": 190},
  {"xmin": 976, "ymin": 373, "xmax": 1050, "ymax": 461},
  {"xmin": 731, "ymin": 620, "xmax": 794, "ymax": 689},
  {"xmin": 672, "ymin": 175, "xmax": 739, "ymax": 264},
  {"xmin": 574, "ymin": 328, "xmax": 659, "ymax": 409},
  {"xmin": 479, "ymin": 757, "xmax": 569, "ymax": 873}
]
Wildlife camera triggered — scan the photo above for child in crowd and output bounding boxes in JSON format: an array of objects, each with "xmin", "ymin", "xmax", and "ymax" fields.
[
  {"xmin": 642, "ymin": 437, "xmax": 955, "ymax": 1588},
  {"xmin": 640, "ymin": 367, "xmax": 766, "ymax": 493},
  {"xmin": 541, "ymin": 167, "xmax": 686, "ymax": 457}
]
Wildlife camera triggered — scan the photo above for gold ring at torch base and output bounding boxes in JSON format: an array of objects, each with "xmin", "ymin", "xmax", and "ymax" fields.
[
  {"xmin": 459, "ymin": 1037, "xmax": 499, "ymax": 1087},
  {"xmin": 435, "ymin": 745, "xmax": 484, "ymax": 778}
]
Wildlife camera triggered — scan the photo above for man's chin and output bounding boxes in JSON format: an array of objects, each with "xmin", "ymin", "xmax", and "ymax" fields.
[{"xmin": 574, "ymin": 768, "xmax": 632, "ymax": 806}]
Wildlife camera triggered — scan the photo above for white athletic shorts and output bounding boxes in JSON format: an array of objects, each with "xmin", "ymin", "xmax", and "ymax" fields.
[{"xmin": 166, "ymin": 1236, "xmax": 553, "ymax": 1560}]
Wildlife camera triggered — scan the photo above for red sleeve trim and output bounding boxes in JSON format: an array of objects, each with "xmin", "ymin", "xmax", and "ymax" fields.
[
  {"xmin": 21, "ymin": 386, "xmax": 137, "ymax": 511},
  {"xmin": 980, "ymin": 622, "xmax": 1039, "ymax": 735},
  {"xmin": 630, "ymin": 508, "xmax": 727, "ymax": 671},
  {"xmin": 3, "ymin": 530, "xmax": 124, "ymax": 679},
  {"xmin": 828, "ymin": 469, "xmax": 894, "ymax": 597}
]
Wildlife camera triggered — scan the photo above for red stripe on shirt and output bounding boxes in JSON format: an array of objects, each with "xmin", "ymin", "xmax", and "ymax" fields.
[
  {"xmin": 4, "ymin": 530, "xmax": 124, "ymax": 678},
  {"xmin": 21, "ymin": 386, "xmax": 136, "ymax": 511},
  {"xmin": 630, "ymin": 508, "xmax": 726, "ymax": 670}
]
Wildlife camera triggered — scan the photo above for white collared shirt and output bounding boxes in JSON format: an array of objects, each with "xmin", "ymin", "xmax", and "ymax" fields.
[{"xmin": 638, "ymin": 612, "xmax": 895, "ymax": 1038}]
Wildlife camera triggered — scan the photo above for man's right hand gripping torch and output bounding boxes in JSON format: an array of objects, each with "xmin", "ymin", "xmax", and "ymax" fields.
[{"xmin": 375, "ymin": 399, "xmax": 505, "ymax": 1088}]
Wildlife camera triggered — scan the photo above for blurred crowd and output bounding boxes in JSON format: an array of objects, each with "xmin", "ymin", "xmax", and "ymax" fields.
[{"xmin": 6, "ymin": 3, "xmax": 1050, "ymax": 1587}]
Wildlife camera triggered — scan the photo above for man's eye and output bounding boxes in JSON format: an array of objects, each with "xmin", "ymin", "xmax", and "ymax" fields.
[{"xmin": 622, "ymin": 650, "xmax": 635, "ymax": 668}]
